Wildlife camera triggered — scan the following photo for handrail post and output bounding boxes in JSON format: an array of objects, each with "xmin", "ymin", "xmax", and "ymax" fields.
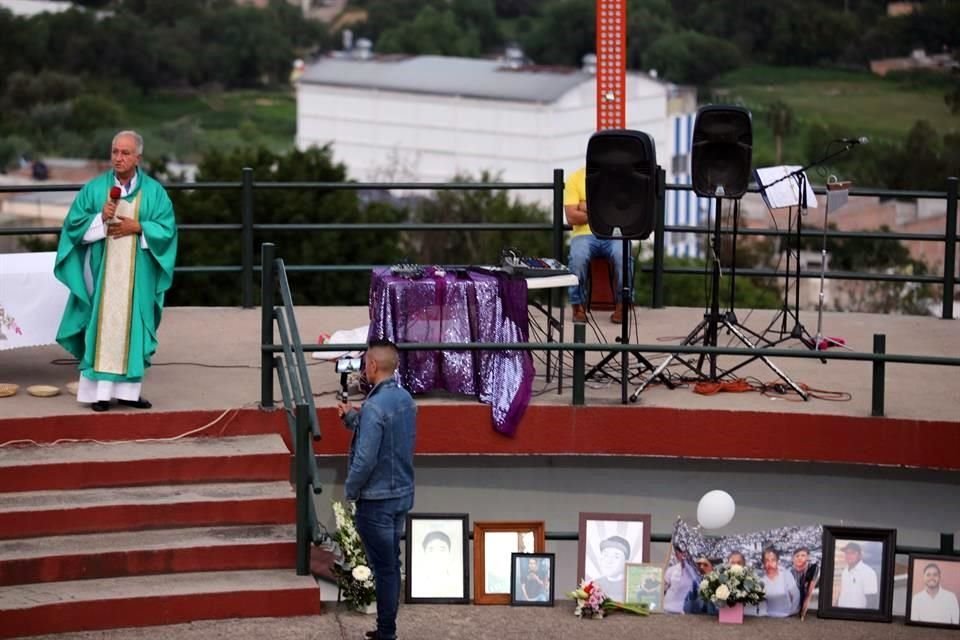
[
  {"xmin": 261, "ymin": 243, "xmax": 276, "ymax": 409},
  {"xmin": 943, "ymin": 176, "xmax": 957, "ymax": 320},
  {"xmin": 572, "ymin": 323, "xmax": 586, "ymax": 406},
  {"xmin": 941, "ymin": 532, "xmax": 956, "ymax": 555},
  {"xmin": 241, "ymin": 167, "xmax": 255, "ymax": 309},
  {"xmin": 295, "ymin": 403, "xmax": 311, "ymax": 575},
  {"xmin": 652, "ymin": 168, "xmax": 666, "ymax": 308},
  {"xmin": 552, "ymin": 168, "xmax": 564, "ymax": 262},
  {"xmin": 871, "ymin": 333, "xmax": 885, "ymax": 417}
]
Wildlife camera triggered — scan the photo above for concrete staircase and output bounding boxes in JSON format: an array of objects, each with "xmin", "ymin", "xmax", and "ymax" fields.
[{"xmin": 0, "ymin": 417, "xmax": 322, "ymax": 638}]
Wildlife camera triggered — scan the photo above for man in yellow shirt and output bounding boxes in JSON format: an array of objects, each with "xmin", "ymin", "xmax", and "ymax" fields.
[{"xmin": 564, "ymin": 166, "xmax": 633, "ymax": 323}]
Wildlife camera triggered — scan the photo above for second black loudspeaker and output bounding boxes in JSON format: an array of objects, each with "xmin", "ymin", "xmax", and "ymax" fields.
[
  {"xmin": 691, "ymin": 105, "xmax": 753, "ymax": 199},
  {"xmin": 585, "ymin": 129, "xmax": 658, "ymax": 240}
]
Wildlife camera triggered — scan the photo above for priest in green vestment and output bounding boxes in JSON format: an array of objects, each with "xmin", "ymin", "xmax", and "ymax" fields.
[{"xmin": 54, "ymin": 130, "xmax": 178, "ymax": 412}]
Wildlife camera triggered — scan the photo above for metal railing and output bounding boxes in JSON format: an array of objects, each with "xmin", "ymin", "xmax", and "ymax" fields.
[
  {"xmin": 258, "ymin": 241, "xmax": 960, "ymax": 576},
  {"xmin": 261, "ymin": 242, "xmax": 327, "ymax": 574},
  {"xmin": 1, "ymin": 170, "xmax": 955, "ymax": 318}
]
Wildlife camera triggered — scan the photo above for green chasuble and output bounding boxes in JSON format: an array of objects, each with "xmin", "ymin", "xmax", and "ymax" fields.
[{"xmin": 54, "ymin": 168, "xmax": 178, "ymax": 383}]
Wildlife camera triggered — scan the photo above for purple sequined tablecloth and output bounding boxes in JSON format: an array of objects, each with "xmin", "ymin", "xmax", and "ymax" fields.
[{"xmin": 367, "ymin": 268, "xmax": 534, "ymax": 436}]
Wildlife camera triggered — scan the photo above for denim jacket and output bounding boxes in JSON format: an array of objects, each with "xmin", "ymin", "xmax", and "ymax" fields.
[{"xmin": 343, "ymin": 377, "xmax": 417, "ymax": 501}]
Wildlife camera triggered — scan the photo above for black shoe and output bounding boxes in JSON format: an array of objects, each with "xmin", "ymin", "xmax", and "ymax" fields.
[
  {"xmin": 118, "ymin": 397, "xmax": 152, "ymax": 409},
  {"xmin": 91, "ymin": 401, "xmax": 110, "ymax": 412},
  {"xmin": 365, "ymin": 632, "xmax": 377, "ymax": 639}
]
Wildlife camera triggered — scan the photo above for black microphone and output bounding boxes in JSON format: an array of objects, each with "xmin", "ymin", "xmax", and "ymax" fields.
[{"xmin": 839, "ymin": 136, "xmax": 869, "ymax": 145}]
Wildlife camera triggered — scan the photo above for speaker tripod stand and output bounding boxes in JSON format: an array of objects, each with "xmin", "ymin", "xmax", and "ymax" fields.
[
  {"xmin": 584, "ymin": 238, "xmax": 675, "ymax": 403},
  {"xmin": 631, "ymin": 197, "xmax": 807, "ymax": 402}
]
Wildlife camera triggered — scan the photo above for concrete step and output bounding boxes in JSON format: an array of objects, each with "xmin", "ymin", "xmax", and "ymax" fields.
[
  {"xmin": 0, "ymin": 408, "xmax": 286, "ymax": 444},
  {"xmin": 0, "ymin": 524, "xmax": 297, "ymax": 586},
  {"xmin": 0, "ymin": 569, "xmax": 322, "ymax": 638},
  {"xmin": 0, "ymin": 481, "xmax": 295, "ymax": 539},
  {"xmin": 0, "ymin": 435, "xmax": 290, "ymax": 493}
]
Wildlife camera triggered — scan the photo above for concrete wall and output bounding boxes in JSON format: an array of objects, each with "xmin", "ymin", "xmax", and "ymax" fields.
[{"xmin": 314, "ymin": 455, "xmax": 960, "ymax": 613}]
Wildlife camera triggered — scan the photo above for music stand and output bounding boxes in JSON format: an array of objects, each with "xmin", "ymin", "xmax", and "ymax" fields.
[
  {"xmin": 630, "ymin": 194, "xmax": 807, "ymax": 401},
  {"xmin": 754, "ymin": 140, "xmax": 863, "ymax": 351},
  {"xmin": 754, "ymin": 165, "xmax": 820, "ymax": 350}
]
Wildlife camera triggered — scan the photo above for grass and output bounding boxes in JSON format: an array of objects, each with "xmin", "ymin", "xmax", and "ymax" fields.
[
  {"xmin": 711, "ymin": 65, "xmax": 959, "ymax": 165},
  {"xmin": 119, "ymin": 89, "xmax": 297, "ymax": 162}
]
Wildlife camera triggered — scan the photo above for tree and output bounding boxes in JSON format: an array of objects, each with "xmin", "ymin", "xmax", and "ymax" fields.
[
  {"xmin": 520, "ymin": 0, "xmax": 594, "ymax": 67},
  {"xmin": 644, "ymin": 30, "xmax": 742, "ymax": 85},
  {"xmin": 404, "ymin": 171, "xmax": 552, "ymax": 266},
  {"xmin": 167, "ymin": 145, "xmax": 406, "ymax": 307},
  {"xmin": 376, "ymin": 5, "xmax": 482, "ymax": 57}
]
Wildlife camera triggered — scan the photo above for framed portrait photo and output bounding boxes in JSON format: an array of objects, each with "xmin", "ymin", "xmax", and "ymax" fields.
[
  {"xmin": 905, "ymin": 554, "xmax": 960, "ymax": 629},
  {"xmin": 510, "ymin": 553, "xmax": 555, "ymax": 607},
  {"xmin": 473, "ymin": 521, "xmax": 546, "ymax": 605},
  {"xmin": 404, "ymin": 513, "xmax": 469, "ymax": 604},
  {"xmin": 577, "ymin": 512, "xmax": 651, "ymax": 604},
  {"xmin": 817, "ymin": 525, "xmax": 896, "ymax": 622},
  {"xmin": 624, "ymin": 562, "xmax": 663, "ymax": 612}
]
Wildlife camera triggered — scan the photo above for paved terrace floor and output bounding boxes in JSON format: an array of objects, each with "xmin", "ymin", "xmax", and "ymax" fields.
[
  {"xmin": 1, "ymin": 305, "xmax": 958, "ymax": 424},
  {"xmin": 23, "ymin": 605, "xmax": 960, "ymax": 640}
]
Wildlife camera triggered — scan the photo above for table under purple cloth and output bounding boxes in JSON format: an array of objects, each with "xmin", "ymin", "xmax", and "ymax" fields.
[{"xmin": 367, "ymin": 267, "xmax": 534, "ymax": 436}]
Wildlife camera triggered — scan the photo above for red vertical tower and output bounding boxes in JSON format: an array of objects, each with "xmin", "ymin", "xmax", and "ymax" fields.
[{"xmin": 595, "ymin": 0, "xmax": 627, "ymax": 130}]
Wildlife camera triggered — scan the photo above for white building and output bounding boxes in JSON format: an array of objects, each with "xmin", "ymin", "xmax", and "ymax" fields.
[
  {"xmin": 296, "ymin": 47, "xmax": 706, "ymax": 256},
  {"xmin": 0, "ymin": 0, "xmax": 73, "ymax": 16}
]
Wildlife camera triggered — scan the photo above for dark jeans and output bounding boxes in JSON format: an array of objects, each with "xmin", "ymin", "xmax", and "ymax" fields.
[{"xmin": 355, "ymin": 494, "xmax": 413, "ymax": 640}]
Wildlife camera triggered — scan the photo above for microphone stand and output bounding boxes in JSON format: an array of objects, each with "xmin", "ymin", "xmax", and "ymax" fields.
[{"xmin": 757, "ymin": 141, "xmax": 860, "ymax": 351}]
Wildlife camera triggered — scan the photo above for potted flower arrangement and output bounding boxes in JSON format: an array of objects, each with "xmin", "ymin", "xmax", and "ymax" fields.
[
  {"xmin": 698, "ymin": 563, "xmax": 766, "ymax": 624},
  {"xmin": 331, "ymin": 501, "xmax": 376, "ymax": 612},
  {"xmin": 568, "ymin": 580, "xmax": 651, "ymax": 619}
]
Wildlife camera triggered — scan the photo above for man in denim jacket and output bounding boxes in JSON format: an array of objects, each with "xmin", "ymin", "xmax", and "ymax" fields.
[{"xmin": 338, "ymin": 339, "xmax": 417, "ymax": 640}]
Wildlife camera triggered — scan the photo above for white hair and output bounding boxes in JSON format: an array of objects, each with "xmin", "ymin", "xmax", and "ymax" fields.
[{"xmin": 112, "ymin": 130, "xmax": 144, "ymax": 155}]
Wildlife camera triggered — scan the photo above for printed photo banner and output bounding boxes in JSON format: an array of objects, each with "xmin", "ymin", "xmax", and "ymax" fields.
[{"xmin": 666, "ymin": 519, "xmax": 823, "ymax": 618}]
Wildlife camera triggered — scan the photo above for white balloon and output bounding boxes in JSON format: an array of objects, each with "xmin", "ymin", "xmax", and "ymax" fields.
[{"xmin": 697, "ymin": 490, "xmax": 736, "ymax": 529}]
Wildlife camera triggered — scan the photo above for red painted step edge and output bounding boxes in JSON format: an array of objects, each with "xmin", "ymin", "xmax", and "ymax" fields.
[
  {"xmin": 0, "ymin": 454, "xmax": 290, "ymax": 493},
  {"xmin": 0, "ymin": 498, "xmax": 294, "ymax": 540},
  {"xmin": 0, "ymin": 587, "xmax": 322, "ymax": 639},
  {"xmin": 0, "ymin": 541, "xmax": 297, "ymax": 586}
]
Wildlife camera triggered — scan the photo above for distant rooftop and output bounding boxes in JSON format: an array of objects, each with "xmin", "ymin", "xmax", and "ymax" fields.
[
  {"xmin": 0, "ymin": 0, "xmax": 72, "ymax": 16},
  {"xmin": 299, "ymin": 53, "xmax": 597, "ymax": 103}
]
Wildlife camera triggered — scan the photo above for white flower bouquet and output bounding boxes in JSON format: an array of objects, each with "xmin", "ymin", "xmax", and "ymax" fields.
[
  {"xmin": 698, "ymin": 563, "xmax": 766, "ymax": 608},
  {"xmin": 331, "ymin": 501, "xmax": 376, "ymax": 611}
]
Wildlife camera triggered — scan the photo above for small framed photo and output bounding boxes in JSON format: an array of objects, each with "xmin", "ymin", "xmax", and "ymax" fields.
[
  {"xmin": 510, "ymin": 553, "xmax": 555, "ymax": 606},
  {"xmin": 905, "ymin": 554, "xmax": 960, "ymax": 629},
  {"xmin": 473, "ymin": 521, "xmax": 546, "ymax": 605},
  {"xmin": 577, "ymin": 512, "xmax": 652, "ymax": 603},
  {"xmin": 817, "ymin": 525, "xmax": 896, "ymax": 622},
  {"xmin": 624, "ymin": 562, "xmax": 663, "ymax": 612},
  {"xmin": 404, "ymin": 513, "xmax": 469, "ymax": 604}
]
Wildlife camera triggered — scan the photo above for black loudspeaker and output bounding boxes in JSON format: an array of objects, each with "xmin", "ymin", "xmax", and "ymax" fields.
[
  {"xmin": 691, "ymin": 105, "xmax": 753, "ymax": 198},
  {"xmin": 585, "ymin": 129, "xmax": 658, "ymax": 240}
]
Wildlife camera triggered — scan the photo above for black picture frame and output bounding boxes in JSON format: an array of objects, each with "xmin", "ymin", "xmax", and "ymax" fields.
[
  {"xmin": 817, "ymin": 525, "xmax": 896, "ymax": 623},
  {"xmin": 905, "ymin": 554, "xmax": 960, "ymax": 629},
  {"xmin": 510, "ymin": 553, "xmax": 555, "ymax": 607},
  {"xmin": 404, "ymin": 513, "xmax": 470, "ymax": 604}
]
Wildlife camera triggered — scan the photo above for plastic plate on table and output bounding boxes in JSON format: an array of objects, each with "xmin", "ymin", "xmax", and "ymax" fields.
[
  {"xmin": 26, "ymin": 385, "xmax": 61, "ymax": 398},
  {"xmin": 0, "ymin": 383, "xmax": 18, "ymax": 398}
]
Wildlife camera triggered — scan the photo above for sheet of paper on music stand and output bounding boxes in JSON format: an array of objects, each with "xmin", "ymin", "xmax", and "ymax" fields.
[{"xmin": 755, "ymin": 165, "xmax": 818, "ymax": 210}]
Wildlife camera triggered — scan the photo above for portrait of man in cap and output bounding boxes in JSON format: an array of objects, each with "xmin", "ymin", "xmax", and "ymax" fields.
[
  {"xmin": 579, "ymin": 514, "xmax": 651, "ymax": 603},
  {"xmin": 834, "ymin": 540, "xmax": 880, "ymax": 609}
]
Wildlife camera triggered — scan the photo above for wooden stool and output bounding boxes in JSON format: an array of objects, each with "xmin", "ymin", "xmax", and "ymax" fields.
[{"xmin": 587, "ymin": 257, "xmax": 617, "ymax": 311}]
